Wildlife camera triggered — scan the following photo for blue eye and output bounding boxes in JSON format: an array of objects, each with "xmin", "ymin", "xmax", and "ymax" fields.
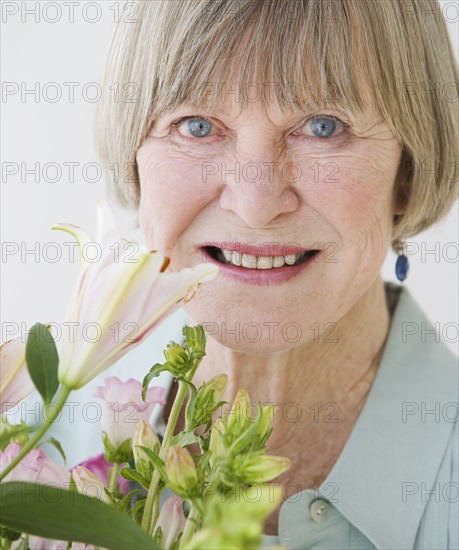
[
  {"xmin": 310, "ymin": 117, "xmax": 337, "ymax": 138},
  {"xmin": 184, "ymin": 117, "xmax": 212, "ymax": 138}
]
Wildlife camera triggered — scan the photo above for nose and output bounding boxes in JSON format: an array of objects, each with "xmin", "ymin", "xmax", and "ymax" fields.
[{"xmin": 218, "ymin": 146, "xmax": 300, "ymax": 228}]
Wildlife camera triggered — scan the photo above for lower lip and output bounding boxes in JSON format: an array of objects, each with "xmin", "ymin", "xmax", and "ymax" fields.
[{"xmin": 200, "ymin": 248, "xmax": 319, "ymax": 286}]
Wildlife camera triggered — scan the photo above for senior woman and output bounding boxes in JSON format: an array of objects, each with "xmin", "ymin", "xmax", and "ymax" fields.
[{"xmin": 93, "ymin": 0, "xmax": 458, "ymax": 548}]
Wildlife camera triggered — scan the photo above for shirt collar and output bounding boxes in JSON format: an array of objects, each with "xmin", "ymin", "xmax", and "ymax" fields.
[{"xmin": 319, "ymin": 282, "xmax": 458, "ymax": 549}]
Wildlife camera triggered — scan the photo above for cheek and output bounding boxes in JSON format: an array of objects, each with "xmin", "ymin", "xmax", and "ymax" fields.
[
  {"xmin": 324, "ymin": 171, "xmax": 393, "ymax": 235},
  {"xmin": 311, "ymin": 145, "xmax": 399, "ymax": 240},
  {"xmin": 137, "ymin": 145, "xmax": 219, "ymax": 253}
]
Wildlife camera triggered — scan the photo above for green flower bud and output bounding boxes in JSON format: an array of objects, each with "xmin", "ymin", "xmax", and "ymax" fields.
[
  {"xmin": 183, "ymin": 325, "xmax": 206, "ymax": 358},
  {"xmin": 208, "ymin": 418, "xmax": 227, "ymax": 467},
  {"xmin": 224, "ymin": 389, "xmax": 251, "ymax": 437},
  {"xmin": 231, "ymin": 453, "xmax": 291, "ymax": 484},
  {"xmin": 188, "ymin": 485, "xmax": 283, "ymax": 550},
  {"xmin": 164, "ymin": 342, "xmax": 189, "ymax": 371},
  {"xmin": 190, "ymin": 374, "xmax": 228, "ymax": 430},
  {"xmin": 254, "ymin": 403, "xmax": 274, "ymax": 445},
  {"xmin": 166, "ymin": 445, "xmax": 198, "ymax": 495},
  {"xmin": 132, "ymin": 420, "xmax": 160, "ymax": 479}
]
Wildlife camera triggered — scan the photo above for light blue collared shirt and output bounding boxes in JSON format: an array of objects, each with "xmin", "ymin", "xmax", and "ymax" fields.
[
  {"xmin": 7, "ymin": 283, "xmax": 458, "ymax": 549},
  {"xmin": 270, "ymin": 283, "xmax": 458, "ymax": 549}
]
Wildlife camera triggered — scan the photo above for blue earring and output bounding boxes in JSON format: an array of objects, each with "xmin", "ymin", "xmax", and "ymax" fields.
[{"xmin": 395, "ymin": 243, "xmax": 409, "ymax": 282}]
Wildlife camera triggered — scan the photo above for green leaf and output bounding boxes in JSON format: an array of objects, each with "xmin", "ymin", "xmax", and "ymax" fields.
[
  {"xmin": 119, "ymin": 467, "xmax": 150, "ymax": 490},
  {"xmin": 102, "ymin": 433, "xmax": 133, "ymax": 463},
  {"xmin": 0, "ymin": 424, "xmax": 37, "ymax": 451},
  {"xmin": 131, "ymin": 498, "xmax": 146, "ymax": 522},
  {"xmin": 135, "ymin": 447, "xmax": 168, "ymax": 484},
  {"xmin": 169, "ymin": 432, "xmax": 201, "ymax": 448},
  {"xmin": 118, "ymin": 489, "xmax": 141, "ymax": 513},
  {"xmin": 68, "ymin": 471, "xmax": 78, "ymax": 492},
  {"xmin": 184, "ymin": 381, "xmax": 199, "ymax": 430},
  {"xmin": 0, "ymin": 482, "xmax": 158, "ymax": 549},
  {"xmin": 39, "ymin": 437, "xmax": 66, "ymax": 464},
  {"xmin": 142, "ymin": 363, "xmax": 166, "ymax": 401},
  {"xmin": 152, "ymin": 525, "xmax": 163, "ymax": 547},
  {"xmin": 25, "ymin": 323, "xmax": 59, "ymax": 405},
  {"xmin": 170, "ymin": 534, "xmax": 182, "ymax": 550}
]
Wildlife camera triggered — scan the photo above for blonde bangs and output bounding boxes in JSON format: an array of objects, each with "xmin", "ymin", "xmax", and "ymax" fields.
[{"xmin": 147, "ymin": 0, "xmax": 372, "ymax": 122}]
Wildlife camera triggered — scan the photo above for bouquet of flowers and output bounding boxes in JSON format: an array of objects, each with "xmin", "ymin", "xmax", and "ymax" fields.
[{"xmin": 0, "ymin": 202, "xmax": 290, "ymax": 550}]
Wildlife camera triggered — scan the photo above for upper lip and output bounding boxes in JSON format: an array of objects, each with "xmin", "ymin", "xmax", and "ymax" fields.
[{"xmin": 200, "ymin": 241, "xmax": 318, "ymax": 257}]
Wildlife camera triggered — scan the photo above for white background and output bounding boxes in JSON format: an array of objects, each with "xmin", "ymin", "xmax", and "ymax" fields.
[{"xmin": 1, "ymin": 0, "xmax": 458, "ymax": 355}]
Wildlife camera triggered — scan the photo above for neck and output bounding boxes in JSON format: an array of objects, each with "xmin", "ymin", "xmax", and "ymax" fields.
[
  {"xmin": 187, "ymin": 277, "xmax": 390, "ymax": 433},
  {"xmin": 182, "ymin": 277, "xmax": 391, "ymax": 536}
]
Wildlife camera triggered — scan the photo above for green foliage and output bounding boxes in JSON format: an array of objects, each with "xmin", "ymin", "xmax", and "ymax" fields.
[
  {"xmin": 2, "ymin": 324, "xmax": 290, "ymax": 550},
  {"xmin": 0, "ymin": 420, "xmax": 35, "ymax": 451},
  {"xmin": 102, "ymin": 432, "xmax": 133, "ymax": 464},
  {"xmin": 25, "ymin": 323, "xmax": 59, "ymax": 405},
  {"xmin": 120, "ymin": 467, "xmax": 150, "ymax": 491},
  {"xmin": 186, "ymin": 485, "xmax": 283, "ymax": 550},
  {"xmin": 0, "ymin": 482, "xmax": 158, "ymax": 549}
]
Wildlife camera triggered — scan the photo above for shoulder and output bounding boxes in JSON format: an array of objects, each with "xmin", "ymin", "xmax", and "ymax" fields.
[
  {"xmin": 385, "ymin": 284, "xmax": 459, "ymax": 548},
  {"xmin": 383, "ymin": 282, "xmax": 458, "ymax": 392},
  {"xmin": 414, "ymin": 418, "xmax": 459, "ymax": 549}
]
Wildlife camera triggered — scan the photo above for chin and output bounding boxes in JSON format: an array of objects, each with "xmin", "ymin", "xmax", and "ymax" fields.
[{"xmin": 184, "ymin": 292, "xmax": 319, "ymax": 354}]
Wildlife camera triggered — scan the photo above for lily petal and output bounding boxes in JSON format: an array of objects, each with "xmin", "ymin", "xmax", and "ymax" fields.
[
  {"xmin": 56, "ymin": 201, "xmax": 220, "ymax": 390},
  {"xmin": 0, "ymin": 337, "xmax": 35, "ymax": 414}
]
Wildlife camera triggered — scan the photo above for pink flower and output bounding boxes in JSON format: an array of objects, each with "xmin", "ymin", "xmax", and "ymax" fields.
[
  {"xmin": 72, "ymin": 466, "xmax": 111, "ymax": 504},
  {"xmin": 11, "ymin": 539, "xmax": 93, "ymax": 550},
  {"xmin": 154, "ymin": 495, "xmax": 187, "ymax": 548},
  {"xmin": 93, "ymin": 376, "xmax": 165, "ymax": 449},
  {"xmin": 1, "ymin": 443, "xmax": 72, "ymax": 550},
  {"xmin": 77, "ymin": 453, "xmax": 129, "ymax": 494},
  {"xmin": 49, "ymin": 544, "xmax": 93, "ymax": 550},
  {"xmin": 0, "ymin": 336, "xmax": 35, "ymax": 414},
  {"xmin": 0, "ymin": 442, "xmax": 70, "ymax": 485},
  {"xmin": 54, "ymin": 201, "xmax": 219, "ymax": 390}
]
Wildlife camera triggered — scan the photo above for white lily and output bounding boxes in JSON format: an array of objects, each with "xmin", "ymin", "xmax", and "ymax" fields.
[
  {"xmin": 0, "ymin": 337, "xmax": 35, "ymax": 414},
  {"xmin": 53, "ymin": 201, "xmax": 219, "ymax": 390}
]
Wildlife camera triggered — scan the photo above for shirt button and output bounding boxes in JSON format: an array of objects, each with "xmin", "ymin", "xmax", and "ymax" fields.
[{"xmin": 309, "ymin": 498, "xmax": 330, "ymax": 523}]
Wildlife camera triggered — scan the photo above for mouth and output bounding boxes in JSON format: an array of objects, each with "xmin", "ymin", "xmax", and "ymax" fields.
[{"xmin": 201, "ymin": 245, "xmax": 320, "ymax": 270}]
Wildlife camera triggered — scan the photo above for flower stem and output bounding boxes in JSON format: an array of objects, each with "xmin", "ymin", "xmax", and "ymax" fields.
[
  {"xmin": 108, "ymin": 462, "xmax": 120, "ymax": 494},
  {"xmin": 0, "ymin": 385, "xmax": 72, "ymax": 481},
  {"xmin": 141, "ymin": 380, "xmax": 188, "ymax": 534},
  {"xmin": 180, "ymin": 504, "xmax": 200, "ymax": 548}
]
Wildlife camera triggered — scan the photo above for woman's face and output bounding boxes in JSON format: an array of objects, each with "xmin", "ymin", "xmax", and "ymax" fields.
[{"xmin": 137, "ymin": 92, "xmax": 403, "ymax": 352}]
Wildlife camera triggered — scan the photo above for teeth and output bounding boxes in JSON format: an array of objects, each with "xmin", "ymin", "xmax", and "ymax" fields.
[
  {"xmin": 273, "ymin": 256, "xmax": 285, "ymax": 268},
  {"xmin": 256, "ymin": 256, "xmax": 274, "ymax": 269},
  {"xmin": 233, "ymin": 251, "xmax": 242, "ymax": 266},
  {"xmin": 221, "ymin": 249, "xmax": 305, "ymax": 269},
  {"xmin": 241, "ymin": 254, "xmax": 257, "ymax": 268},
  {"xmin": 223, "ymin": 250, "xmax": 233, "ymax": 263}
]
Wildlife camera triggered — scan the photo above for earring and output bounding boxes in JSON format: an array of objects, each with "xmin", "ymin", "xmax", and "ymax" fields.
[{"xmin": 394, "ymin": 241, "xmax": 409, "ymax": 282}]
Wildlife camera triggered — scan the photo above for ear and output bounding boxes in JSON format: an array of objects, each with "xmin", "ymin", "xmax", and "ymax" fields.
[
  {"xmin": 394, "ymin": 184, "xmax": 409, "ymax": 216},
  {"xmin": 393, "ymin": 150, "xmax": 411, "ymax": 216}
]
